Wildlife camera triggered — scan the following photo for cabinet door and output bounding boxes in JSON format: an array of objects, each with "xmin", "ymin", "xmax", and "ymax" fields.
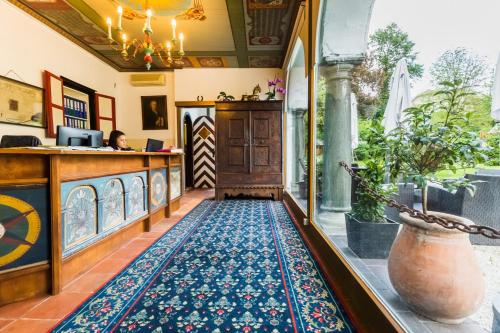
[
  {"xmin": 95, "ymin": 93, "xmax": 116, "ymax": 139},
  {"xmin": 251, "ymin": 111, "xmax": 281, "ymax": 174},
  {"xmin": 44, "ymin": 70, "xmax": 65, "ymax": 138},
  {"xmin": 216, "ymin": 111, "xmax": 249, "ymax": 174}
]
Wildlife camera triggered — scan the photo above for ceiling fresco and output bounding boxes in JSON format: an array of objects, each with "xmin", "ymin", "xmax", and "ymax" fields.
[{"xmin": 10, "ymin": 0, "xmax": 300, "ymax": 71}]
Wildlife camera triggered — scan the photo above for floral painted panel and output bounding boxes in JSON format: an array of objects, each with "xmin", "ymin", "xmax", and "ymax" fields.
[
  {"xmin": 151, "ymin": 168, "xmax": 167, "ymax": 209},
  {"xmin": 63, "ymin": 186, "xmax": 97, "ymax": 250},
  {"xmin": 170, "ymin": 166, "xmax": 182, "ymax": 200},
  {"xmin": 102, "ymin": 179, "xmax": 125, "ymax": 231},
  {"xmin": 128, "ymin": 176, "xmax": 146, "ymax": 218}
]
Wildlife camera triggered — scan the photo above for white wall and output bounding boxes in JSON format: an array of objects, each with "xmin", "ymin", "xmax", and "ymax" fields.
[
  {"xmin": 117, "ymin": 72, "xmax": 177, "ymax": 149},
  {"xmin": 175, "ymin": 68, "xmax": 284, "ymax": 102},
  {"xmin": 0, "ymin": 1, "xmax": 120, "ymax": 144}
]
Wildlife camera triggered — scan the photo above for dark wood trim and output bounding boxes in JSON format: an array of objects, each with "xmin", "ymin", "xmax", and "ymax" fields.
[
  {"xmin": 283, "ymin": 192, "xmax": 405, "ymax": 333},
  {"xmin": 60, "ymin": 167, "xmax": 150, "ymax": 182},
  {"xmin": 175, "ymin": 101, "xmax": 216, "ymax": 107},
  {"xmin": 0, "ymin": 178, "xmax": 48, "ymax": 185},
  {"xmin": 306, "ymin": 0, "xmax": 315, "ymax": 223},
  {"xmin": 0, "ymin": 262, "xmax": 49, "ymax": 280},
  {"xmin": 49, "ymin": 154, "xmax": 62, "ymax": 294},
  {"xmin": 215, "ymin": 100, "xmax": 284, "ymax": 111}
]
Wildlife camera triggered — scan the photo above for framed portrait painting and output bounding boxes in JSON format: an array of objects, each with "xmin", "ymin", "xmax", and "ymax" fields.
[
  {"xmin": 0, "ymin": 75, "xmax": 45, "ymax": 128},
  {"xmin": 141, "ymin": 95, "xmax": 168, "ymax": 130}
]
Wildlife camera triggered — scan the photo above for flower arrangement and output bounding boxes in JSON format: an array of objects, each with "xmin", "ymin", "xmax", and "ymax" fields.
[{"xmin": 266, "ymin": 76, "xmax": 286, "ymax": 100}]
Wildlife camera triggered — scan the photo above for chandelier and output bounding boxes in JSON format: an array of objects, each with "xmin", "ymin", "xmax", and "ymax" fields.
[{"xmin": 106, "ymin": 5, "xmax": 186, "ymax": 70}]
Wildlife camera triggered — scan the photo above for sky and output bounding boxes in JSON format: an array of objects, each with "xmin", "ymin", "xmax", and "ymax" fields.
[{"xmin": 368, "ymin": 0, "xmax": 500, "ymax": 96}]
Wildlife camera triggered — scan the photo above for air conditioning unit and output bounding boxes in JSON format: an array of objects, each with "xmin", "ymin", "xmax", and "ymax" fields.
[{"xmin": 130, "ymin": 73, "xmax": 166, "ymax": 86}]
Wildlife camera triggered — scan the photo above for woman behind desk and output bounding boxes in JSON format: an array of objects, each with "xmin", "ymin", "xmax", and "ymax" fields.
[{"xmin": 108, "ymin": 130, "xmax": 134, "ymax": 151}]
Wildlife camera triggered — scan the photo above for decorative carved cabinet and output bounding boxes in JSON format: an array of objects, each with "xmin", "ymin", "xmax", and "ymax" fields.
[{"xmin": 215, "ymin": 101, "xmax": 283, "ymax": 200}]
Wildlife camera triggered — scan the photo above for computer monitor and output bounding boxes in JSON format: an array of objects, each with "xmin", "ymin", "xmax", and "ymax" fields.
[
  {"xmin": 145, "ymin": 138, "xmax": 164, "ymax": 152},
  {"xmin": 56, "ymin": 126, "xmax": 104, "ymax": 147}
]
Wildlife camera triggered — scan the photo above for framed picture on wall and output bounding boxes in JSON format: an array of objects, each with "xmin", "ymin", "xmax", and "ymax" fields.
[
  {"xmin": 0, "ymin": 75, "xmax": 45, "ymax": 128},
  {"xmin": 141, "ymin": 95, "xmax": 168, "ymax": 130}
]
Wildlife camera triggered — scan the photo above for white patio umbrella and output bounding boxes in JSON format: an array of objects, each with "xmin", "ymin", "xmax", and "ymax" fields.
[
  {"xmin": 490, "ymin": 53, "xmax": 500, "ymax": 122},
  {"xmin": 351, "ymin": 92, "xmax": 359, "ymax": 149},
  {"xmin": 382, "ymin": 58, "xmax": 412, "ymax": 134}
]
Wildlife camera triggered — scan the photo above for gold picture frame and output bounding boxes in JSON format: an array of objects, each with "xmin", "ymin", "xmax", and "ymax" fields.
[{"xmin": 0, "ymin": 75, "xmax": 45, "ymax": 128}]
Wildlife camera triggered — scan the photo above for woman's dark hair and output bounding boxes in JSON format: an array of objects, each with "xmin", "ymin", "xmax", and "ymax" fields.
[{"xmin": 108, "ymin": 130, "xmax": 125, "ymax": 150}]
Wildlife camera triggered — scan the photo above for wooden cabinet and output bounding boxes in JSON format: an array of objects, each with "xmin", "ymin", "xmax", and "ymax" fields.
[{"xmin": 215, "ymin": 101, "xmax": 283, "ymax": 200}]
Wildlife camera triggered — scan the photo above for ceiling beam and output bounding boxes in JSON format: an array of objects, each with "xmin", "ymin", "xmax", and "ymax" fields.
[{"xmin": 225, "ymin": 0, "xmax": 249, "ymax": 67}]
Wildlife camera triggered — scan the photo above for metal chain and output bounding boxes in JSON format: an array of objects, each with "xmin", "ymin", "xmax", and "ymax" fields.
[{"xmin": 339, "ymin": 161, "xmax": 500, "ymax": 239}]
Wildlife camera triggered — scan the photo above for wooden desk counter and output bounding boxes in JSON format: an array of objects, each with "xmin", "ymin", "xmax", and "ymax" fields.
[{"xmin": 0, "ymin": 149, "xmax": 184, "ymax": 305}]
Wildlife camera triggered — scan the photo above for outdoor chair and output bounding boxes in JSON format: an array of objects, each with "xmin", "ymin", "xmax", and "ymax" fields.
[
  {"xmin": 384, "ymin": 183, "xmax": 414, "ymax": 223},
  {"xmin": 427, "ymin": 174, "xmax": 500, "ymax": 246}
]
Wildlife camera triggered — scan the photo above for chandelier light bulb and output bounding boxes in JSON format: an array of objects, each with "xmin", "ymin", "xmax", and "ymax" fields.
[
  {"xmin": 145, "ymin": 9, "xmax": 152, "ymax": 30},
  {"xmin": 171, "ymin": 19, "xmax": 177, "ymax": 40},
  {"xmin": 106, "ymin": 17, "xmax": 112, "ymax": 39},
  {"xmin": 166, "ymin": 41, "xmax": 172, "ymax": 50},
  {"xmin": 179, "ymin": 32, "xmax": 184, "ymax": 54},
  {"xmin": 122, "ymin": 33, "xmax": 127, "ymax": 50},
  {"xmin": 117, "ymin": 6, "xmax": 123, "ymax": 30}
]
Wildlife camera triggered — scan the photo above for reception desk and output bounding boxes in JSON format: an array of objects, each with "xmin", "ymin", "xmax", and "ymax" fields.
[{"xmin": 0, "ymin": 149, "xmax": 184, "ymax": 306}]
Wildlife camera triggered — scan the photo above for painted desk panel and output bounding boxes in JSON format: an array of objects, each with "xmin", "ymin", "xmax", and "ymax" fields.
[
  {"xmin": 0, "ymin": 184, "xmax": 50, "ymax": 272},
  {"xmin": 151, "ymin": 168, "xmax": 168, "ymax": 210},
  {"xmin": 61, "ymin": 171, "xmax": 148, "ymax": 257},
  {"xmin": 0, "ymin": 149, "xmax": 183, "ymax": 304}
]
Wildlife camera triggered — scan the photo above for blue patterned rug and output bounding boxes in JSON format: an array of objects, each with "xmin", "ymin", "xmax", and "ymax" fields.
[{"xmin": 52, "ymin": 200, "xmax": 355, "ymax": 332}]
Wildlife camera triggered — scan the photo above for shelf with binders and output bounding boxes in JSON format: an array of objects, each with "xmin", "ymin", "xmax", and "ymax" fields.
[{"xmin": 64, "ymin": 95, "xmax": 88, "ymax": 129}]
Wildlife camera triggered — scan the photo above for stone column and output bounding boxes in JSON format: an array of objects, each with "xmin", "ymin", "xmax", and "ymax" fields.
[
  {"xmin": 289, "ymin": 108, "xmax": 306, "ymax": 191},
  {"xmin": 320, "ymin": 63, "xmax": 355, "ymax": 212}
]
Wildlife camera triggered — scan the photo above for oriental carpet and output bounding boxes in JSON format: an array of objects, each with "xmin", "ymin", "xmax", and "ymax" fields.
[{"xmin": 52, "ymin": 200, "xmax": 355, "ymax": 332}]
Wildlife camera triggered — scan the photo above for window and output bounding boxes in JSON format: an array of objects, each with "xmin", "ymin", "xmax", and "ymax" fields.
[{"xmin": 285, "ymin": 39, "xmax": 308, "ymax": 210}]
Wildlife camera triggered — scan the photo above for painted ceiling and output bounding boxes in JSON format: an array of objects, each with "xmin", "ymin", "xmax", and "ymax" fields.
[{"xmin": 10, "ymin": 0, "xmax": 300, "ymax": 71}]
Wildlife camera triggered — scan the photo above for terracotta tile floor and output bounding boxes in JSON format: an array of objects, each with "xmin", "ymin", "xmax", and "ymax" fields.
[{"xmin": 0, "ymin": 189, "xmax": 214, "ymax": 333}]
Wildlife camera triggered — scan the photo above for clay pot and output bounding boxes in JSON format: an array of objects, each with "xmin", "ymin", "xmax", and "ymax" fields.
[{"xmin": 388, "ymin": 211, "xmax": 485, "ymax": 324}]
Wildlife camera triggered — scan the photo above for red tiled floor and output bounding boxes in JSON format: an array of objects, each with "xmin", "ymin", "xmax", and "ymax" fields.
[
  {"xmin": 1, "ymin": 319, "xmax": 59, "ymax": 333},
  {"xmin": 126, "ymin": 238, "xmax": 157, "ymax": 249},
  {"xmin": 110, "ymin": 246, "xmax": 147, "ymax": 259},
  {"xmin": 0, "ymin": 189, "xmax": 213, "ymax": 332},
  {"xmin": 0, "ymin": 296, "xmax": 48, "ymax": 319},
  {"xmin": 23, "ymin": 292, "xmax": 92, "ymax": 320},
  {"xmin": 87, "ymin": 257, "xmax": 133, "ymax": 274},
  {"xmin": 63, "ymin": 272, "xmax": 116, "ymax": 293},
  {"xmin": 0, "ymin": 320, "xmax": 14, "ymax": 330}
]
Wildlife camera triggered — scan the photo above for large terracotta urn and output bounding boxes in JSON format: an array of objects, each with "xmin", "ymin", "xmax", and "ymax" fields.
[{"xmin": 388, "ymin": 211, "xmax": 485, "ymax": 324}]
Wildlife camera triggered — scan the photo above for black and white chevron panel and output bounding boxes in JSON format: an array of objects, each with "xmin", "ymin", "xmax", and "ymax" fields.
[{"xmin": 193, "ymin": 116, "xmax": 216, "ymax": 188}]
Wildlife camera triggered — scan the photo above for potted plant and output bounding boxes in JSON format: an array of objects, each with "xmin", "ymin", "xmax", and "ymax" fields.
[
  {"xmin": 217, "ymin": 91, "xmax": 235, "ymax": 102},
  {"xmin": 386, "ymin": 79, "xmax": 489, "ymax": 324},
  {"xmin": 265, "ymin": 76, "xmax": 285, "ymax": 101},
  {"xmin": 346, "ymin": 120, "xmax": 399, "ymax": 259}
]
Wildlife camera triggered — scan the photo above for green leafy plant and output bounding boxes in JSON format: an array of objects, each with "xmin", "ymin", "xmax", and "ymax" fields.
[
  {"xmin": 388, "ymin": 79, "xmax": 490, "ymax": 213},
  {"xmin": 352, "ymin": 119, "xmax": 395, "ymax": 222},
  {"xmin": 217, "ymin": 91, "xmax": 235, "ymax": 101}
]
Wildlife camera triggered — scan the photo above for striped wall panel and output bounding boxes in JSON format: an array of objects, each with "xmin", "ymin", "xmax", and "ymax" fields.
[{"xmin": 193, "ymin": 116, "xmax": 215, "ymax": 188}]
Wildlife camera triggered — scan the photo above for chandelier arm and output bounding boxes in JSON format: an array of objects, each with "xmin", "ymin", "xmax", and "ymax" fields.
[{"xmin": 155, "ymin": 49, "xmax": 173, "ymax": 68}]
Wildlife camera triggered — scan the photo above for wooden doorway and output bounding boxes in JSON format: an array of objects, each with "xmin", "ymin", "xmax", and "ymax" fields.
[
  {"xmin": 183, "ymin": 113, "xmax": 194, "ymax": 188},
  {"xmin": 176, "ymin": 101, "xmax": 216, "ymax": 191}
]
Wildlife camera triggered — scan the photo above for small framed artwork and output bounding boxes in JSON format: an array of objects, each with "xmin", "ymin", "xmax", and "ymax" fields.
[
  {"xmin": 141, "ymin": 95, "xmax": 168, "ymax": 130},
  {"xmin": 0, "ymin": 75, "xmax": 45, "ymax": 128}
]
